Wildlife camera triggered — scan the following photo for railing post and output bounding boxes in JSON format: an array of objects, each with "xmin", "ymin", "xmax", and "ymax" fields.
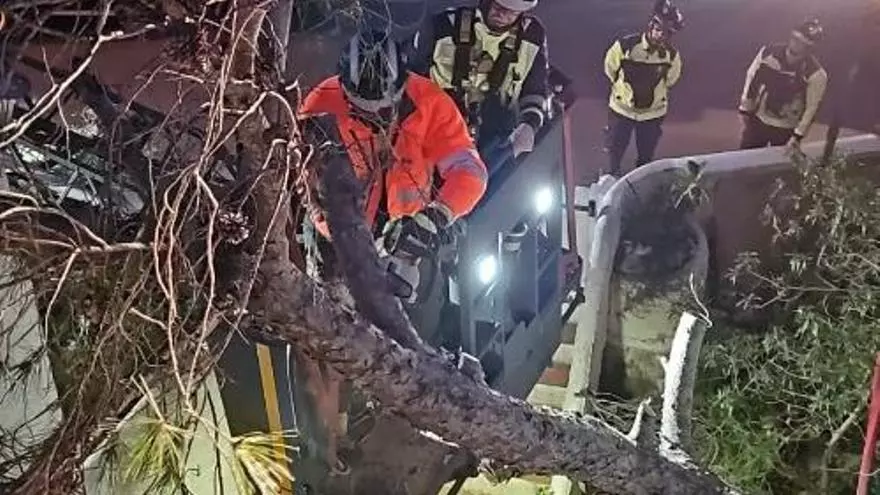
[{"xmin": 856, "ymin": 352, "xmax": 880, "ymax": 495}]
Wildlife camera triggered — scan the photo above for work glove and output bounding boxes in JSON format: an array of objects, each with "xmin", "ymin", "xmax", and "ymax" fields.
[
  {"xmin": 378, "ymin": 204, "xmax": 455, "ymax": 302},
  {"xmin": 509, "ymin": 122, "xmax": 536, "ymax": 159},
  {"xmin": 381, "ymin": 203, "xmax": 454, "ymax": 260}
]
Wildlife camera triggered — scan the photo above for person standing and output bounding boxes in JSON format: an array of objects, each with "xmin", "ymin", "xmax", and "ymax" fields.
[
  {"xmin": 603, "ymin": 0, "xmax": 684, "ymax": 176},
  {"xmin": 738, "ymin": 19, "xmax": 828, "ymax": 150},
  {"xmin": 410, "ymin": 0, "xmax": 550, "ymax": 159}
]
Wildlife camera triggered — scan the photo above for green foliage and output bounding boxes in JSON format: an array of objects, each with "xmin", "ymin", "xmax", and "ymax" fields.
[
  {"xmin": 695, "ymin": 154, "xmax": 880, "ymax": 493},
  {"xmin": 230, "ymin": 431, "xmax": 297, "ymax": 495},
  {"xmin": 121, "ymin": 417, "xmax": 189, "ymax": 492},
  {"xmin": 100, "ymin": 397, "xmax": 296, "ymax": 495}
]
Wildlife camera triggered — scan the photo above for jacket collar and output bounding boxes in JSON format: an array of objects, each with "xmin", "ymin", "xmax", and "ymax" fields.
[{"xmin": 641, "ymin": 33, "xmax": 670, "ymax": 57}]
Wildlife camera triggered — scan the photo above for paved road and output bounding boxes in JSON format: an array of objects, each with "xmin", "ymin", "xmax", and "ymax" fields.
[{"xmin": 535, "ymin": 0, "xmax": 873, "ymax": 181}]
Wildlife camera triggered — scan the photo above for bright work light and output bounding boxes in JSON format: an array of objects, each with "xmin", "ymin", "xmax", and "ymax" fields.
[
  {"xmin": 476, "ymin": 255, "xmax": 498, "ymax": 285},
  {"xmin": 534, "ymin": 186, "xmax": 553, "ymax": 215}
]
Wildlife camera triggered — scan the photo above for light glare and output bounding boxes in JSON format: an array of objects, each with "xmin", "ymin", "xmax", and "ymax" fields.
[
  {"xmin": 534, "ymin": 187, "xmax": 553, "ymax": 215},
  {"xmin": 476, "ymin": 255, "xmax": 498, "ymax": 285}
]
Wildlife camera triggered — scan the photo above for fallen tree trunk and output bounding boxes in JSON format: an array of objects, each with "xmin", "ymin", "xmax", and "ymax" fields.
[
  {"xmin": 219, "ymin": 6, "xmax": 733, "ymax": 490},
  {"xmin": 235, "ymin": 151, "xmax": 733, "ymax": 493}
]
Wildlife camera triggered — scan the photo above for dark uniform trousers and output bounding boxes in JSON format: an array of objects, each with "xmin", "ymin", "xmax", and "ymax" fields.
[
  {"xmin": 605, "ymin": 109, "xmax": 665, "ymax": 176},
  {"xmin": 739, "ymin": 115, "xmax": 794, "ymax": 149}
]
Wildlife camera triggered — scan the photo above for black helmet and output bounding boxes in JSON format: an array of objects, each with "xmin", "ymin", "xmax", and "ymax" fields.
[
  {"xmin": 338, "ymin": 30, "xmax": 407, "ymax": 112},
  {"xmin": 793, "ymin": 18, "xmax": 824, "ymax": 45},
  {"xmin": 650, "ymin": 0, "xmax": 684, "ymax": 34}
]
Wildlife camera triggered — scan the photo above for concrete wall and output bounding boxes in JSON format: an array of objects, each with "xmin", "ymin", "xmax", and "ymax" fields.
[
  {"xmin": 0, "ymin": 170, "xmax": 63, "ymax": 479},
  {"xmin": 0, "ymin": 257, "xmax": 62, "ymax": 480},
  {"xmin": 709, "ymin": 152, "xmax": 880, "ymax": 299},
  {"xmin": 583, "ymin": 135, "xmax": 880, "ymax": 400},
  {"xmin": 614, "ymin": 215, "xmax": 709, "ymax": 397}
]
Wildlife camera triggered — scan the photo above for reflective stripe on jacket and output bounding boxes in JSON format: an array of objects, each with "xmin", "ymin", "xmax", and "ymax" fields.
[
  {"xmin": 410, "ymin": 8, "xmax": 550, "ymax": 131},
  {"xmin": 604, "ymin": 33, "xmax": 682, "ymax": 121},
  {"xmin": 300, "ymin": 74, "xmax": 487, "ymax": 238},
  {"xmin": 738, "ymin": 44, "xmax": 828, "ymax": 137}
]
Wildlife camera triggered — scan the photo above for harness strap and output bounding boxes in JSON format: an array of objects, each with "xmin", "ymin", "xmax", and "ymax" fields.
[
  {"xmin": 486, "ymin": 19, "xmax": 525, "ymax": 93},
  {"xmin": 451, "ymin": 7, "xmax": 477, "ymax": 101}
]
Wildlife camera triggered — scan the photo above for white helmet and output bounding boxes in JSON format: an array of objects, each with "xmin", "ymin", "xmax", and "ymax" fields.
[{"xmin": 493, "ymin": 0, "xmax": 538, "ymax": 12}]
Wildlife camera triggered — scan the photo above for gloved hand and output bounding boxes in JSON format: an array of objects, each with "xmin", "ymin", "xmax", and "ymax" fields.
[
  {"xmin": 381, "ymin": 203, "xmax": 454, "ymax": 260},
  {"xmin": 380, "ymin": 255, "xmax": 422, "ymax": 304},
  {"xmin": 509, "ymin": 122, "xmax": 536, "ymax": 158},
  {"xmin": 785, "ymin": 133, "xmax": 804, "ymax": 155},
  {"xmin": 378, "ymin": 203, "xmax": 454, "ymax": 302}
]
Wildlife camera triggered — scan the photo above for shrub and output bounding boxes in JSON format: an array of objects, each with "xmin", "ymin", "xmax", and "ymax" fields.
[{"xmin": 695, "ymin": 154, "xmax": 880, "ymax": 494}]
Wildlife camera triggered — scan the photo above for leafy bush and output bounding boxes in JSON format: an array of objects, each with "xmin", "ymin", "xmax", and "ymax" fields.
[{"xmin": 694, "ymin": 155, "xmax": 880, "ymax": 494}]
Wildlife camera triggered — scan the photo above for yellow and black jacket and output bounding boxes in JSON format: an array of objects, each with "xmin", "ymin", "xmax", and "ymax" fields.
[
  {"xmin": 738, "ymin": 43, "xmax": 828, "ymax": 137},
  {"xmin": 604, "ymin": 33, "xmax": 682, "ymax": 121},
  {"xmin": 410, "ymin": 7, "xmax": 550, "ymax": 132}
]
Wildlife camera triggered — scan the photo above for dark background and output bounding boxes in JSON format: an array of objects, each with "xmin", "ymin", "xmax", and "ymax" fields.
[{"xmin": 293, "ymin": 0, "xmax": 878, "ymax": 180}]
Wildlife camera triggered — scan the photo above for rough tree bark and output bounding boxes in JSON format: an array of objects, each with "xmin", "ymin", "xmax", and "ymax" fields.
[
  {"xmin": 228, "ymin": 116, "xmax": 734, "ymax": 494},
  {"xmin": 255, "ymin": 2, "xmax": 474, "ymax": 492},
  {"xmin": 207, "ymin": 2, "xmax": 735, "ymax": 493},
  {"xmin": 0, "ymin": 1, "xmax": 737, "ymax": 492}
]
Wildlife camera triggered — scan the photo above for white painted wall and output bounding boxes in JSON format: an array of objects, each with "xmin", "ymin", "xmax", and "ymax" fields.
[
  {"xmin": 0, "ymin": 170, "xmax": 63, "ymax": 479},
  {"xmin": 0, "ymin": 255, "xmax": 62, "ymax": 479}
]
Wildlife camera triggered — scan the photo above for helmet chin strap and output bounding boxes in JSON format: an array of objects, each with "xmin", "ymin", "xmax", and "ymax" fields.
[
  {"xmin": 344, "ymin": 89, "xmax": 401, "ymax": 132},
  {"xmin": 341, "ymin": 79, "xmax": 404, "ymax": 113},
  {"xmin": 485, "ymin": 18, "xmax": 518, "ymax": 34}
]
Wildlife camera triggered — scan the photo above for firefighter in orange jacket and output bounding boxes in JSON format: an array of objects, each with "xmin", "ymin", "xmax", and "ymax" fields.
[
  {"xmin": 299, "ymin": 30, "xmax": 487, "ymax": 293},
  {"xmin": 294, "ymin": 31, "xmax": 487, "ymax": 479}
]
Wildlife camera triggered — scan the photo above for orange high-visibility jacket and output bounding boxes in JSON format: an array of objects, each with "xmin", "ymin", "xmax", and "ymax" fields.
[{"xmin": 300, "ymin": 74, "xmax": 487, "ymax": 237}]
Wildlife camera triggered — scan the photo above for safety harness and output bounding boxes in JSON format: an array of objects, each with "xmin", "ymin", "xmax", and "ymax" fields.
[
  {"xmin": 449, "ymin": 7, "xmax": 526, "ymax": 119},
  {"xmin": 451, "ymin": 7, "xmax": 478, "ymax": 101},
  {"xmin": 748, "ymin": 44, "xmax": 819, "ymax": 117},
  {"xmin": 614, "ymin": 34, "xmax": 677, "ymax": 110}
]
